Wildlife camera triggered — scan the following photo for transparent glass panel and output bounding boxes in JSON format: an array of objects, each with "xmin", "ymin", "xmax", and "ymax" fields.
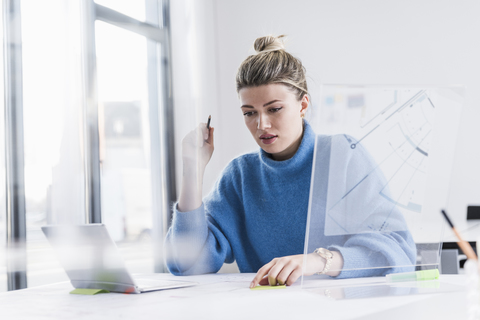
[
  {"xmin": 304, "ymin": 278, "xmax": 461, "ymax": 300},
  {"xmin": 303, "ymin": 85, "xmax": 463, "ymax": 282},
  {"xmin": 0, "ymin": 5, "xmax": 6, "ymax": 292},
  {"xmin": 95, "ymin": 21, "xmax": 153, "ymax": 273},
  {"xmin": 21, "ymin": 0, "xmax": 85, "ymax": 287},
  {"xmin": 95, "ymin": 0, "xmax": 146, "ymax": 22}
]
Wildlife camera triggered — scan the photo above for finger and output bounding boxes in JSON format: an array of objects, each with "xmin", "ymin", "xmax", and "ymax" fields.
[
  {"xmin": 195, "ymin": 122, "xmax": 210, "ymax": 141},
  {"xmin": 202, "ymin": 125, "xmax": 209, "ymax": 140},
  {"xmin": 285, "ymin": 267, "xmax": 303, "ymax": 286},
  {"xmin": 196, "ymin": 124, "xmax": 210, "ymax": 147},
  {"xmin": 268, "ymin": 275, "xmax": 277, "ymax": 286},
  {"xmin": 277, "ymin": 260, "xmax": 301, "ymax": 286},
  {"xmin": 251, "ymin": 263, "xmax": 274, "ymax": 288},
  {"xmin": 206, "ymin": 127, "xmax": 214, "ymax": 146},
  {"xmin": 250, "ymin": 260, "xmax": 276, "ymax": 288},
  {"xmin": 267, "ymin": 258, "xmax": 289, "ymax": 286},
  {"xmin": 258, "ymin": 277, "xmax": 270, "ymax": 286},
  {"xmin": 195, "ymin": 125, "xmax": 205, "ymax": 146}
]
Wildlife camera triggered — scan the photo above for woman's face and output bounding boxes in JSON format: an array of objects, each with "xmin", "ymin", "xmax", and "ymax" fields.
[{"xmin": 239, "ymin": 84, "xmax": 309, "ymax": 160}]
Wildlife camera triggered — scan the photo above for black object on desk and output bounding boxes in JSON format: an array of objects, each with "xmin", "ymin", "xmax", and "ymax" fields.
[
  {"xmin": 467, "ymin": 206, "xmax": 480, "ymax": 220},
  {"xmin": 443, "ymin": 242, "xmax": 477, "ymax": 268}
]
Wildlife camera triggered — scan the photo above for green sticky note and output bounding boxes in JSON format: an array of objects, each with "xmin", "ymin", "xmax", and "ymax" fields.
[
  {"xmin": 70, "ymin": 288, "xmax": 110, "ymax": 295},
  {"xmin": 250, "ymin": 285, "xmax": 286, "ymax": 291},
  {"xmin": 416, "ymin": 269, "xmax": 439, "ymax": 281}
]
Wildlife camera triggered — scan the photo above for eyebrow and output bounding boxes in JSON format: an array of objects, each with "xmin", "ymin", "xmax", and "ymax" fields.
[{"xmin": 240, "ymin": 100, "xmax": 281, "ymax": 108}]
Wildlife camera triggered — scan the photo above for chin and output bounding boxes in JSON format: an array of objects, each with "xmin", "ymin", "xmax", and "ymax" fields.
[{"xmin": 260, "ymin": 145, "xmax": 283, "ymax": 155}]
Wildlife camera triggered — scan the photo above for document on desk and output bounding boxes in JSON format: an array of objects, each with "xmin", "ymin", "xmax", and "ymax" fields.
[
  {"xmin": 178, "ymin": 273, "xmax": 254, "ymax": 284},
  {"xmin": 167, "ymin": 273, "xmax": 295, "ymax": 299}
]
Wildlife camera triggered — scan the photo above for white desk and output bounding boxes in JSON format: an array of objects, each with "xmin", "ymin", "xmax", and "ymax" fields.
[{"xmin": 0, "ymin": 273, "xmax": 471, "ymax": 320}]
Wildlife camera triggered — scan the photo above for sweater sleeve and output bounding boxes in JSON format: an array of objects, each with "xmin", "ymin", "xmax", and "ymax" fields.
[
  {"xmin": 329, "ymin": 230, "xmax": 416, "ymax": 278},
  {"xmin": 314, "ymin": 135, "xmax": 417, "ymax": 278},
  {"xmin": 164, "ymin": 162, "xmax": 240, "ymax": 276}
]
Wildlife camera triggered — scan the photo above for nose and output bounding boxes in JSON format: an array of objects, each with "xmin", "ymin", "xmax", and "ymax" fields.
[{"xmin": 257, "ymin": 113, "xmax": 271, "ymax": 130}]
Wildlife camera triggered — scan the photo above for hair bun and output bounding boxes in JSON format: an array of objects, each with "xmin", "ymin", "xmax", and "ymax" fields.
[{"xmin": 253, "ymin": 35, "xmax": 285, "ymax": 54}]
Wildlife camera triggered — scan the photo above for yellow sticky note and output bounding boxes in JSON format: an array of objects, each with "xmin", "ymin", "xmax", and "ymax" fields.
[
  {"xmin": 70, "ymin": 288, "xmax": 110, "ymax": 295},
  {"xmin": 250, "ymin": 285, "xmax": 286, "ymax": 291}
]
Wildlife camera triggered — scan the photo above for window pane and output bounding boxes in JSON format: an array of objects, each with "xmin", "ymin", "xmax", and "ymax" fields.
[
  {"xmin": 21, "ymin": 0, "xmax": 85, "ymax": 287},
  {"xmin": 0, "ymin": 6, "xmax": 6, "ymax": 292},
  {"xmin": 95, "ymin": 0, "xmax": 145, "ymax": 22},
  {"xmin": 96, "ymin": 21, "xmax": 154, "ymax": 273}
]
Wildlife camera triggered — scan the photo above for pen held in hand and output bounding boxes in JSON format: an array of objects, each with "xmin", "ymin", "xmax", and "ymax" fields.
[
  {"xmin": 207, "ymin": 115, "xmax": 211, "ymax": 129},
  {"xmin": 441, "ymin": 209, "xmax": 477, "ymax": 261}
]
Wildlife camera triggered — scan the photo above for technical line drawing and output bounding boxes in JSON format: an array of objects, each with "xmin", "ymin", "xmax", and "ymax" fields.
[
  {"xmin": 304, "ymin": 85, "xmax": 463, "ymax": 273},
  {"xmin": 314, "ymin": 86, "xmax": 443, "ymax": 236}
]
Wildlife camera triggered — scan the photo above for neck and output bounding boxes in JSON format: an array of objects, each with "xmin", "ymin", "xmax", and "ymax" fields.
[{"xmin": 271, "ymin": 124, "xmax": 305, "ymax": 161}]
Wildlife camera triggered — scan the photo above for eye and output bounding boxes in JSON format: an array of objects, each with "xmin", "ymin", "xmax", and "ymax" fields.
[
  {"xmin": 243, "ymin": 111, "xmax": 256, "ymax": 117},
  {"xmin": 269, "ymin": 107, "xmax": 282, "ymax": 113}
]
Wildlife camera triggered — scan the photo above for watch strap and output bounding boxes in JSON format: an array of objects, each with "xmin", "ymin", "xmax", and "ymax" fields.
[{"xmin": 314, "ymin": 248, "xmax": 334, "ymax": 275}]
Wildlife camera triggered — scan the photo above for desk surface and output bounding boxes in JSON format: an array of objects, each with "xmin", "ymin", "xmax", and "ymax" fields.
[{"xmin": 0, "ymin": 273, "xmax": 472, "ymax": 320}]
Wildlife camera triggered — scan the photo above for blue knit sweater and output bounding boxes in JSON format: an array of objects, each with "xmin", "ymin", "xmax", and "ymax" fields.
[{"xmin": 165, "ymin": 122, "xmax": 416, "ymax": 278}]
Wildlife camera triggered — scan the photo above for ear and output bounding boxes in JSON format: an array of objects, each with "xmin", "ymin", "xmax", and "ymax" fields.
[{"xmin": 300, "ymin": 94, "xmax": 309, "ymax": 117}]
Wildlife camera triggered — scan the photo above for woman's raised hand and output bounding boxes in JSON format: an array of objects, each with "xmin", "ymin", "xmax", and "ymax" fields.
[
  {"xmin": 178, "ymin": 123, "xmax": 214, "ymax": 212},
  {"xmin": 182, "ymin": 123, "xmax": 214, "ymax": 171}
]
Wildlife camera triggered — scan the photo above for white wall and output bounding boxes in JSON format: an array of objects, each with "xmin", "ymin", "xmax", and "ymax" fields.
[{"xmin": 171, "ymin": 0, "xmax": 480, "ymax": 239}]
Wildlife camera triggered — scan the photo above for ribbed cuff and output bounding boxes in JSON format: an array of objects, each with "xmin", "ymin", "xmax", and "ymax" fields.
[
  {"xmin": 172, "ymin": 202, "xmax": 208, "ymax": 237},
  {"xmin": 328, "ymin": 245, "xmax": 388, "ymax": 279}
]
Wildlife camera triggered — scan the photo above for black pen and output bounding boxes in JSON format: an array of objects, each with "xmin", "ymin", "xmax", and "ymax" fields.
[{"xmin": 207, "ymin": 115, "xmax": 211, "ymax": 129}]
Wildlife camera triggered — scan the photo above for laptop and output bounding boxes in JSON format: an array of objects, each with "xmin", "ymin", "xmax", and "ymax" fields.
[{"xmin": 41, "ymin": 224, "xmax": 196, "ymax": 294}]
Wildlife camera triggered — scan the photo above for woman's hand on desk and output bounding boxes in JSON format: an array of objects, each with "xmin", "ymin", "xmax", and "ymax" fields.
[
  {"xmin": 250, "ymin": 252, "xmax": 344, "ymax": 288},
  {"xmin": 249, "ymin": 254, "xmax": 319, "ymax": 287}
]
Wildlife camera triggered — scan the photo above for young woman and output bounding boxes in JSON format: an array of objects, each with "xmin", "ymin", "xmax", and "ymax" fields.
[{"xmin": 165, "ymin": 35, "xmax": 416, "ymax": 287}]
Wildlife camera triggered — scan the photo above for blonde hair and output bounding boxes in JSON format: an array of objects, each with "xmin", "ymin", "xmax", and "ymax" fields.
[{"xmin": 236, "ymin": 35, "xmax": 308, "ymax": 100}]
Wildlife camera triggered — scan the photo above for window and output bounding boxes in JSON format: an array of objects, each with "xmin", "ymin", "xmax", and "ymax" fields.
[
  {"xmin": 21, "ymin": 0, "xmax": 86, "ymax": 288},
  {"xmin": 96, "ymin": 21, "xmax": 154, "ymax": 272},
  {"xmin": 2, "ymin": 0, "xmax": 174, "ymax": 291},
  {"xmin": 0, "ymin": 5, "xmax": 6, "ymax": 292},
  {"xmin": 95, "ymin": 0, "xmax": 145, "ymax": 22}
]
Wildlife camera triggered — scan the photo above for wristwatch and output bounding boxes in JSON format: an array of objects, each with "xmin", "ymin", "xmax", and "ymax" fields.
[{"xmin": 314, "ymin": 248, "xmax": 334, "ymax": 274}]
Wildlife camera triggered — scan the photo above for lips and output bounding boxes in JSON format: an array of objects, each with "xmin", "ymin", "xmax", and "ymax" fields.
[{"xmin": 259, "ymin": 134, "xmax": 278, "ymax": 145}]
